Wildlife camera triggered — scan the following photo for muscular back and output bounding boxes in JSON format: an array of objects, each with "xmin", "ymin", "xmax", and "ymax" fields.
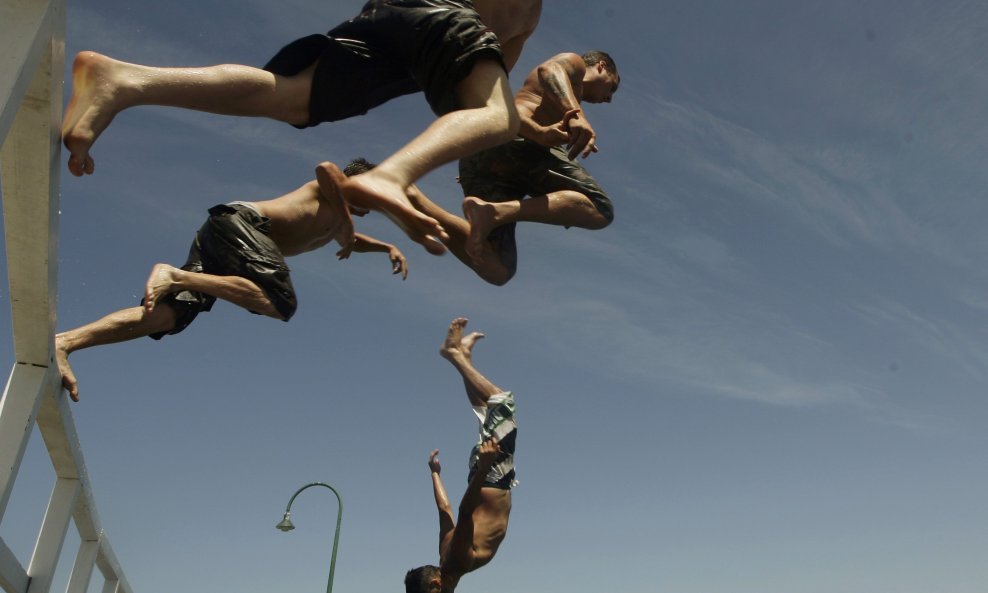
[{"xmin": 250, "ymin": 181, "xmax": 349, "ymax": 257}]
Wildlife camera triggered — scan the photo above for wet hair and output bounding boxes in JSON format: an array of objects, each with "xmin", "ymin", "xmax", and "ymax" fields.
[
  {"xmin": 404, "ymin": 565, "xmax": 440, "ymax": 593},
  {"xmin": 582, "ymin": 50, "xmax": 617, "ymax": 74},
  {"xmin": 343, "ymin": 157, "xmax": 377, "ymax": 177}
]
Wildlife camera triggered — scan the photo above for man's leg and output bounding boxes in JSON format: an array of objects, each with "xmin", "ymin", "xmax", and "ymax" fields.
[
  {"xmin": 405, "ymin": 186, "xmax": 513, "ymax": 285},
  {"xmin": 144, "ymin": 264, "xmax": 283, "ymax": 319},
  {"xmin": 439, "ymin": 317, "xmax": 504, "ymax": 407},
  {"xmin": 55, "ymin": 304, "xmax": 178, "ymax": 401},
  {"xmin": 62, "ymin": 51, "xmax": 314, "ymax": 176},
  {"xmin": 341, "ymin": 60, "xmax": 519, "ymax": 254},
  {"xmin": 462, "ymin": 189, "xmax": 612, "ymax": 263}
]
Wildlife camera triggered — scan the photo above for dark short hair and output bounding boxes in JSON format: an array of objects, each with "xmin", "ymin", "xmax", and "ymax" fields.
[
  {"xmin": 582, "ymin": 50, "xmax": 617, "ymax": 74},
  {"xmin": 343, "ymin": 157, "xmax": 377, "ymax": 177},
  {"xmin": 404, "ymin": 565, "xmax": 440, "ymax": 593}
]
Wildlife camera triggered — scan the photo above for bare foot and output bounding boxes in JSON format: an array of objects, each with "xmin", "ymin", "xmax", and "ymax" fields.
[
  {"xmin": 62, "ymin": 52, "xmax": 135, "ymax": 176},
  {"xmin": 314, "ymin": 162, "xmax": 356, "ymax": 247},
  {"xmin": 462, "ymin": 196, "xmax": 503, "ymax": 264},
  {"xmin": 460, "ymin": 329, "xmax": 485, "ymax": 358},
  {"xmin": 440, "ymin": 317, "xmax": 484, "ymax": 361},
  {"xmin": 144, "ymin": 263, "xmax": 183, "ymax": 312},
  {"xmin": 54, "ymin": 335, "xmax": 80, "ymax": 402},
  {"xmin": 342, "ymin": 173, "xmax": 448, "ymax": 255}
]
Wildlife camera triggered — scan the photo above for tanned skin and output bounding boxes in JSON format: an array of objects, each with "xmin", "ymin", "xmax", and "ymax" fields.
[
  {"xmin": 55, "ymin": 162, "xmax": 407, "ymax": 402},
  {"xmin": 415, "ymin": 318, "xmax": 513, "ymax": 593},
  {"xmin": 352, "ymin": 52, "xmax": 620, "ymax": 285},
  {"xmin": 61, "ymin": 1, "xmax": 543, "ymax": 255}
]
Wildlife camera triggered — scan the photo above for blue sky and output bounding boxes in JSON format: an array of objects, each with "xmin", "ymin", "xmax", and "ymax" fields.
[{"xmin": 2, "ymin": 1, "xmax": 987, "ymax": 592}]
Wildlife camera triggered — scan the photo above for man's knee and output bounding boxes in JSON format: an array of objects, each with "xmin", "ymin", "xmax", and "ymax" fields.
[
  {"xmin": 475, "ymin": 261, "xmax": 516, "ymax": 286},
  {"xmin": 587, "ymin": 192, "xmax": 614, "ymax": 229},
  {"xmin": 586, "ymin": 209, "xmax": 613, "ymax": 230},
  {"xmin": 558, "ymin": 189, "xmax": 614, "ymax": 230}
]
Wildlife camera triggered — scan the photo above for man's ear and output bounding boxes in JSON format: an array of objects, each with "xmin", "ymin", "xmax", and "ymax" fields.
[{"xmin": 429, "ymin": 576, "xmax": 442, "ymax": 592}]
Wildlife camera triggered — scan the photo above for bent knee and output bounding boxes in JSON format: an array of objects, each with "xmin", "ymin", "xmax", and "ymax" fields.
[
  {"xmin": 587, "ymin": 203, "xmax": 614, "ymax": 230},
  {"xmin": 590, "ymin": 194, "xmax": 615, "ymax": 228},
  {"xmin": 476, "ymin": 264, "xmax": 516, "ymax": 287},
  {"xmin": 265, "ymin": 303, "xmax": 295, "ymax": 322}
]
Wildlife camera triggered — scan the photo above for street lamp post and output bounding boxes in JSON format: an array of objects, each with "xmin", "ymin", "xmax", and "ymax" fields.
[{"xmin": 276, "ymin": 482, "xmax": 344, "ymax": 593}]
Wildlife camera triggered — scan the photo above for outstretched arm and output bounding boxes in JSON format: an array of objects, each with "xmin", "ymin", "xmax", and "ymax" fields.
[
  {"xmin": 336, "ymin": 232, "xmax": 408, "ymax": 279},
  {"xmin": 429, "ymin": 450, "xmax": 456, "ymax": 553}
]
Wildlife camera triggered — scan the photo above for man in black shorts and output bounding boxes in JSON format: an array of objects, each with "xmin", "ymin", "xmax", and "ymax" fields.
[
  {"xmin": 347, "ymin": 51, "xmax": 620, "ymax": 285},
  {"xmin": 54, "ymin": 162, "xmax": 408, "ymax": 402},
  {"xmin": 404, "ymin": 318, "xmax": 517, "ymax": 593},
  {"xmin": 62, "ymin": 1, "xmax": 543, "ymax": 254}
]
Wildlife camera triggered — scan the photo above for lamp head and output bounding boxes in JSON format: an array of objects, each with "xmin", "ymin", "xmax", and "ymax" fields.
[{"xmin": 276, "ymin": 513, "xmax": 295, "ymax": 532}]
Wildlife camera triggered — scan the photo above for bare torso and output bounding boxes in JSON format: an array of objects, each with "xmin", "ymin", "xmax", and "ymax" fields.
[
  {"xmin": 439, "ymin": 488, "xmax": 512, "ymax": 591},
  {"xmin": 249, "ymin": 181, "xmax": 347, "ymax": 257},
  {"xmin": 516, "ymin": 53, "xmax": 585, "ymax": 131}
]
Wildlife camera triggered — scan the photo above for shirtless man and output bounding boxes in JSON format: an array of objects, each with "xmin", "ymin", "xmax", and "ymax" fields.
[
  {"xmin": 404, "ymin": 318, "xmax": 517, "ymax": 593},
  {"xmin": 54, "ymin": 162, "xmax": 407, "ymax": 402},
  {"xmin": 458, "ymin": 50, "xmax": 620, "ymax": 283},
  {"xmin": 345, "ymin": 51, "xmax": 620, "ymax": 285},
  {"xmin": 61, "ymin": 0, "xmax": 543, "ymax": 254}
]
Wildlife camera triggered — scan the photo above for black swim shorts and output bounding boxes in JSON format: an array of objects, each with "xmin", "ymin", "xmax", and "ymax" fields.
[
  {"xmin": 457, "ymin": 138, "xmax": 615, "ymax": 279},
  {"xmin": 149, "ymin": 204, "xmax": 298, "ymax": 340},
  {"xmin": 263, "ymin": 0, "xmax": 505, "ymax": 127}
]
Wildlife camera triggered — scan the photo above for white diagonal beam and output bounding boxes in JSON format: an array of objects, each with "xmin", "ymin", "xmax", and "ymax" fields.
[
  {"xmin": 63, "ymin": 539, "xmax": 99, "ymax": 593},
  {"xmin": 0, "ymin": 363, "xmax": 49, "ymax": 520},
  {"xmin": 26, "ymin": 477, "xmax": 80, "ymax": 593},
  {"xmin": 0, "ymin": 536, "xmax": 29, "ymax": 593}
]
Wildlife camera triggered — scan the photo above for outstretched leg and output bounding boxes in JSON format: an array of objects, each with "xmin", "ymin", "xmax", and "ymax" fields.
[
  {"xmin": 55, "ymin": 304, "xmax": 178, "ymax": 401},
  {"xmin": 440, "ymin": 317, "xmax": 503, "ymax": 407},
  {"xmin": 144, "ymin": 264, "xmax": 283, "ymax": 319},
  {"xmin": 341, "ymin": 60, "xmax": 519, "ymax": 255},
  {"xmin": 462, "ymin": 189, "xmax": 611, "ymax": 264},
  {"xmin": 62, "ymin": 51, "xmax": 313, "ymax": 176}
]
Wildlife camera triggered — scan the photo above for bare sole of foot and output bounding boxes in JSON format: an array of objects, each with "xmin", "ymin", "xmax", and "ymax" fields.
[
  {"xmin": 315, "ymin": 162, "xmax": 356, "ymax": 247},
  {"xmin": 460, "ymin": 330, "xmax": 485, "ymax": 357},
  {"xmin": 63, "ymin": 52, "xmax": 125, "ymax": 177},
  {"xmin": 144, "ymin": 263, "xmax": 181, "ymax": 312},
  {"xmin": 440, "ymin": 317, "xmax": 484, "ymax": 360},
  {"xmin": 342, "ymin": 175, "xmax": 448, "ymax": 255},
  {"xmin": 54, "ymin": 337, "xmax": 80, "ymax": 402},
  {"xmin": 462, "ymin": 197, "xmax": 501, "ymax": 264}
]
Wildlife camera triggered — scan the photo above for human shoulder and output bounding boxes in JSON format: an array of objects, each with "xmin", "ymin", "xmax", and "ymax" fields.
[{"xmin": 544, "ymin": 52, "xmax": 586, "ymax": 71}]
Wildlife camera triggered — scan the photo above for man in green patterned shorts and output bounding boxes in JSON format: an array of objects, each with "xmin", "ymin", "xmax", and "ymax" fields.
[{"xmin": 404, "ymin": 318, "xmax": 517, "ymax": 593}]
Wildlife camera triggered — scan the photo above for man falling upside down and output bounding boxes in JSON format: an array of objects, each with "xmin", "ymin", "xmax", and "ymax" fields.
[
  {"xmin": 61, "ymin": 0, "xmax": 543, "ymax": 254},
  {"xmin": 404, "ymin": 318, "xmax": 517, "ymax": 593},
  {"xmin": 55, "ymin": 162, "xmax": 407, "ymax": 402}
]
